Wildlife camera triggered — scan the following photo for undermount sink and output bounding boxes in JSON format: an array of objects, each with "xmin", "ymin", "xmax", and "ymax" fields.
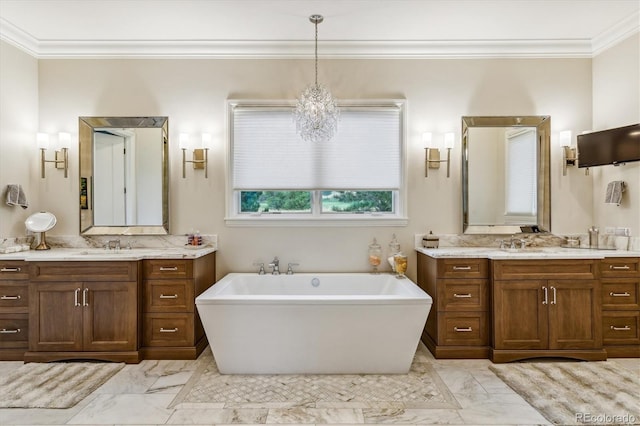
[
  {"xmin": 74, "ymin": 249, "xmax": 132, "ymax": 256},
  {"xmin": 499, "ymin": 247, "xmax": 545, "ymax": 253}
]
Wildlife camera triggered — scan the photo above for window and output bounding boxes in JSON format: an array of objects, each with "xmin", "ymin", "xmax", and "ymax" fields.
[
  {"xmin": 227, "ymin": 101, "xmax": 406, "ymax": 226},
  {"xmin": 504, "ymin": 128, "xmax": 537, "ymax": 222}
]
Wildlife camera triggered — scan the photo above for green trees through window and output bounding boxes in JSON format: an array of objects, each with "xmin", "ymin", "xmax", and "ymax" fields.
[{"xmin": 240, "ymin": 191, "xmax": 393, "ymax": 214}]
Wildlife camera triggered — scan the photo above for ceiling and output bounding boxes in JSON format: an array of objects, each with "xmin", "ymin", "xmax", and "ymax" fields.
[{"xmin": 1, "ymin": 0, "xmax": 638, "ymax": 58}]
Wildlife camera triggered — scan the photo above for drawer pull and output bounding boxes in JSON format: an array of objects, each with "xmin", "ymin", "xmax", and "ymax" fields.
[
  {"xmin": 0, "ymin": 328, "xmax": 21, "ymax": 334},
  {"xmin": 610, "ymin": 325, "xmax": 631, "ymax": 331},
  {"xmin": 453, "ymin": 293, "xmax": 472, "ymax": 298},
  {"xmin": 159, "ymin": 266, "xmax": 179, "ymax": 271},
  {"xmin": 0, "ymin": 267, "xmax": 21, "ymax": 272},
  {"xmin": 610, "ymin": 292, "xmax": 631, "ymax": 297},
  {"xmin": 159, "ymin": 294, "xmax": 178, "ymax": 299},
  {"xmin": 159, "ymin": 327, "xmax": 179, "ymax": 333},
  {"xmin": 454, "ymin": 326, "xmax": 473, "ymax": 332},
  {"xmin": 0, "ymin": 295, "xmax": 21, "ymax": 300},
  {"xmin": 452, "ymin": 266, "xmax": 472, "ymax": 271},
  {"xmin": 609, "ymin": 265, "xmax": 631, "ymax": 270}
]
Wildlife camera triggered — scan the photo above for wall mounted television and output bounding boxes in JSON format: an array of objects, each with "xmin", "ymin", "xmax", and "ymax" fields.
[{"xmin": 577, "ymin": 123, "xmax": 640, "ymax": 168}]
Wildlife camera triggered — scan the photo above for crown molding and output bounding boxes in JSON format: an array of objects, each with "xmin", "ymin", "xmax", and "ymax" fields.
[
  {"xmin": 592, "ymin": 10, "xmax": 640, "ymax": 56},
  {"xmin": 0, "ymin": 15, "xmax": 636, "ymax": 59}
]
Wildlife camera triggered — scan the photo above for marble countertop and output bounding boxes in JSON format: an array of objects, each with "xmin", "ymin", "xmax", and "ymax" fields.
[
  {"xmin": 415, "ymin": 246, "xmax": 640, "ymax": 259},
  {"xmin": 0, "ymin": 246, "xmax": 217, "ymax": 261}
]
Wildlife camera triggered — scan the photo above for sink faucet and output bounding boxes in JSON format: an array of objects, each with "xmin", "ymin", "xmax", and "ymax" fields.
[
  {"xmin": 106, "ymin": 239, "xmax": 121, "ymax": 251},
  {"xmin": 268, "ymin": 257, "xmax": 280, "ymax": 275}
]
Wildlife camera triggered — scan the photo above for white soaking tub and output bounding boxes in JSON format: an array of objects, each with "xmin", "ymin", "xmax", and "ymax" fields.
[{"xmin": 195, "ymin": 273, "xmax": 432, "ymax": 374}]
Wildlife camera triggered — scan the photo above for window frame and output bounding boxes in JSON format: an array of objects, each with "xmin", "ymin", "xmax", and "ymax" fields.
[{"xmin": 225, "ymin": 99, "xmax": 408, "ymax": 227}]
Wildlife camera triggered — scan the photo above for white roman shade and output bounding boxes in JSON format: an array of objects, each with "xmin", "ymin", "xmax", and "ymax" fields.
[{"xmin": 232, "ymin": 106, "xmax": 401, "ymax": 190}]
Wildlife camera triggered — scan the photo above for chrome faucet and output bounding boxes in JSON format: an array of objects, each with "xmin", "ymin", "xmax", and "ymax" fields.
[
  {"xmin": 268, "ymin": 257, "xmax": 280, "ymax": 275},
  {"xmin": 106, "ymin": 239, "xmax": 121, "ymax": 251},
  {"xmin": 287, "ymin": 263, "xmax": 299, "ymax": 275},
  {"xmin": 253, "ymin": 262, "xmax": 266, "ymax": 275}
]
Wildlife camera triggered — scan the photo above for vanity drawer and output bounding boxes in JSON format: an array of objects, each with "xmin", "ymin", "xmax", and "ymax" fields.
[
  {"xmin": 602, "ymin": 280, "xmax": 640, "ymax": 310},
  {"xmin": 600, "ymin": 258, "xmax": 640, "ymax": 278},
  {"xmin": 144, "ymin": 260, "xmax": 192, "ymax": 279},
  {"xmin": 144, "ymin": 280, "xmax": 193, "ymax": 313},
  {"xmin": 30, "ymin": 261, "xmax": 138, "ymax": 281},
  {"xmin": 143, "ymin": 313, "xmax": 194, "ymax": 347},
  {"xmin": 438, "ymin": 259, "xmax": 488, "ymax": 279},
  {"xmin": 493, "ymin": 259, "xmax": 597, "ymax": 280},
  {"xmin": 603, "ymin": 312, "xmax": 640, "ymax": 345},
  {"xmin": 0, "ymin": 282, "xmax": 29, "ymax": 312},
  {"xmin": 437, "ymin": 312, "xmax": 488, "ymax": 346},
  {"xmin": 437, "ymin": 279, "xmax": 488, "ymax": 311},
  {"xmin": 0, "ymin": 314, "xmax": 28, "ymax": 348},
  {"xmin": 0, "ymin": 262, "xmax": 29, "ymax": 280}
]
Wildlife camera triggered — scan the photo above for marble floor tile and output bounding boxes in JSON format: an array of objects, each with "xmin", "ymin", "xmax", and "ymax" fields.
[
  {"xmin": 455, "ymin": 396, "xmax": 551, "ymax": 425},
  {"xmin": 266, "ymin": 408, "xmax": 365, "ymax": 424},
  {"xmin": 166, "ymin": 408, "xmax": 268, "ymax": 424},
  {"xmin": 362, "ymin": 407, "xmax": 464, "ymax": 424},
  {"xmin": 66, "ymin": 393, "xmax": 175, "ymax": 424},
  {"xmin": 147, "ymin": 371, "xmax": 195, "ymax": 394},
  {"xmin": 432, "ymin": 367, "xmax": 487, "ymax": 396}
]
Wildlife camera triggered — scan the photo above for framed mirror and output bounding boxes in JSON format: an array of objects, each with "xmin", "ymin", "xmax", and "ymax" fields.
[
  {"xmin": 79, "ymin": 117, "xmax": 169, "ymax": 235},
  {"xmin": 462, "ymin": 116, "xmax": 550, "ymax": 234}
]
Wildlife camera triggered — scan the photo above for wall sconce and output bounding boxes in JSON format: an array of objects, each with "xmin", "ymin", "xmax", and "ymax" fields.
[
  {"xmin": 424, "ymin": 132, "xmax": 454, "ymax": 178},
  {"xmin": 38, "ymin": 132, "xmax": 68, "ymax": 179},
  {"xmin": 179, "ymin": 133, "xmax": 209, "ymax": 178},
  {"xmin": 560, "ymin": 130, "xmax": 577, "ymax": 176}
]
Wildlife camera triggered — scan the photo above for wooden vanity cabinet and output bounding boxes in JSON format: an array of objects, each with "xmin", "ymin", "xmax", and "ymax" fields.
[
  {"xmin": 25, "ymin": 261, "xmax": 141, "ymax": 363},
  {"xmin": 0, "ymin": 261, "xmax": 29, "ymax": 360},
  {"xmin": 600, "ymin": 257, "xmax": 640, "ymax": 357},
  {"xmin": 491, "ymin": 259, "xmax": 605, "ymax": 363},
  {"xmin": 141, "ymin": 251, "xmax": 215, "ymax": 359},
  {"xmin": 416, "ymin": 253, "xmax": 490, "ymax": 358}
]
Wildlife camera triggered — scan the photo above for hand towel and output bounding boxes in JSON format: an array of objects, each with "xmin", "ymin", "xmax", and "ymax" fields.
[
  {"xmin": 605, "ymin": 180, "xmax": 625, "ymax": 205},
  {"xmin": 5, "ymin": 184, "xmax": 28, "ymax": 209}
]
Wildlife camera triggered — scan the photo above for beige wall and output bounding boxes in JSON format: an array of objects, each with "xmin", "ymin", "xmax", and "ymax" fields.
[
  {"xmin": 4, "ymin": 39, "xmax": 623, "ymax": 279},
  {"xmin": 0, "ymin": 42, "xmax": 39, "ymax": 237},
  {"xmin": 592, "ymin": 34, "xmax": 640, "ymax": 235}
]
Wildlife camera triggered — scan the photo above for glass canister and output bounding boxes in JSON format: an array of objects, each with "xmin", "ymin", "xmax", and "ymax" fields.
[
  {"xmin": 368, "ymin": 238, "xmax": 382, "ymax": 274},
  {"xmin": 394, "ymin": 252, "xmax": 408, "ymax": 278},
  {"xmin": 388, "ymin": 234, "xmax": 401, "ymax": 272}
]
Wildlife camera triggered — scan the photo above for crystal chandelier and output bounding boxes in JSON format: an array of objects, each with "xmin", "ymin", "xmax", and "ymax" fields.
[{"xmin": 294, "ymin": 14, "xmax": 339, "ymax": 143}]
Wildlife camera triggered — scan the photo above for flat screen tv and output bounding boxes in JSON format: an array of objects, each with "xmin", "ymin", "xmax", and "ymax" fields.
[{"xmin": 577, "ymin": 123, "xmax": 640, "ymax": 168}]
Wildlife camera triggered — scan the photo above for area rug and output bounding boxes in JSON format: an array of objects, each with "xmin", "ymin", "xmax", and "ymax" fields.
[
  {"xmin": 0, "ymin": 362, "xmax": 125, "ymax": 408},
  {"xmin": 490, "ymin": 361, "xmax": 640, "ymax": 425},
  {"xmin": 170, "ymin": 346, "xmax": 459, "ymax": 409}
]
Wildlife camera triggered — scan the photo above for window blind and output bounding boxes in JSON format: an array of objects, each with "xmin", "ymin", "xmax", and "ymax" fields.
[
  {"xmin": 505, "ymin": 129, "xmax": 537, "ymax": 216},
  {"xmin": 232, "ymin": 106, "xmax": 401, "ymax": 190}
]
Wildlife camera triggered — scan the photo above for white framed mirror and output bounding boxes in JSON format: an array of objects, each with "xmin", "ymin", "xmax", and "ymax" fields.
[
  {"xmin": 462, "ymin": 116, "xmax": 550, "ymax": 234},
  {"xmin": 79, "ymin": 117, "xmax": 169, "ymax": 235}
]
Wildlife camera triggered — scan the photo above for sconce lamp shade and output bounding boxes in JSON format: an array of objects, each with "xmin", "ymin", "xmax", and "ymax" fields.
[
  {"xmin": 421, "ymin": 132, "xmax": 433, "ymax": 148},
  {"xmin": 179, "ymin": 133, "xmax": 189, "ymax": 150},
  {"xmin": 37, "ymin": 133, "xmax": 49, "ymax": 150},
  {"xmin": 58, "ymin": 132, "xmax": 71, "ymax": 146},
  {"xmin": 559, "ymin": 130, "xmax": 572, "ymax": 147},
  {"xmin": 444, "ymin": 132, "xmax": 455, "ymax": 149},
  {"xmin": 201, "ymin": 133, "xmax": 212, "ymax": 148}
]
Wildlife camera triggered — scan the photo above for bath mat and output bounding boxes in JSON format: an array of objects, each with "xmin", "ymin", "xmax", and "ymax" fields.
[
  {"xmin": 489, "ymin": 361, "xmax": 640, "ymax": 425},
  {"xmin": 0, "ymin": 362, "xmax": 124, "ymax": 408},
  {"xmin": 170, "ymin": 345, "xmax": 459, "ymax": 409}
]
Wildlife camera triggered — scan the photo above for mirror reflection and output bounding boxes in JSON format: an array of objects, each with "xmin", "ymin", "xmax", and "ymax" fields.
[
  {"xmin": 462, "ymin": 116, "xmax": 550, "ymax": 234},
  {"xmin": 79, "ymin": 117, "xmax": 169, "ymax": 235}
]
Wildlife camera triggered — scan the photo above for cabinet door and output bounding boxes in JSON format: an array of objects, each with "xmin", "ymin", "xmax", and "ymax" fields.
[
  {"xmin": 29, "ymin": 283, "xmax": 83, "ymax": 351},
  {"xmin": 83, "ymin": 281, "xmax": 138, "ymax": 351},
  {"xmin": 548, "ymin": 279, "xmax": 602, "ymax": 350},
  {"xmin": 493, "ymin": 280, "xmax": 548, "ymax": 350}
]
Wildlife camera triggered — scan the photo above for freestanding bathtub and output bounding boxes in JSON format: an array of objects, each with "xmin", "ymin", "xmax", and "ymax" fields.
[{"xmin": 195, "ymin": 273, "xmax": 432, "ymax": 374}]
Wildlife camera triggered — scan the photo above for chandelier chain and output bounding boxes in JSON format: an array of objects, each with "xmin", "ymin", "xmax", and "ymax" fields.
[{"xmin": 314, "ymin": 19, "xmax": 318, "ymax": 86}]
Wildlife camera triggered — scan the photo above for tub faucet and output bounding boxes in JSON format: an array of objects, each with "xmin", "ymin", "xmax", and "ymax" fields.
[
  {"xmin": 287, "ymin": 263, "xmax": 299, "ymax": 275},
  {"xmin": 253, "ymin": 262, "xmax": 266, "ymax": 275},
  {"xmin": 268, "ymin": 257, "xmax": 280, "ymax": 275}
]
